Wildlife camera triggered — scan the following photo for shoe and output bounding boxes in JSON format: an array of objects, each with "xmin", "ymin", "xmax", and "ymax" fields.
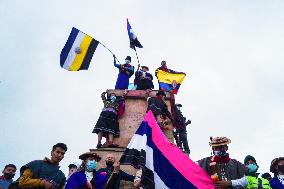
[{"xmin": 96, "ymin": 143, "xmax": 102, "ymax": 148}]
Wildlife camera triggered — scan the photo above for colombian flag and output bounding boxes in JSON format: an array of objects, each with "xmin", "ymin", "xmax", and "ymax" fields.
[
  {"xmin": 60, "ymin": 27, "xmax": 99, "ymax": 71},
  {"xmin": 156, "ymin": 69, "xmax": 186, "ymax": 94}
]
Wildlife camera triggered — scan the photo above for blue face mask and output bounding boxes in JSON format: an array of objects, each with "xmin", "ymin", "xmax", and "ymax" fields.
[
  {"xmin": 86, "ymin": 160, "xmax": 97, "ymax": 172},
  {"xmin": 110, "ymin": 96, "xmax": 116, "ymax": 102},
  {"xmin": 247, "ymin": 163, "xmax": 258, "ymax": 173}
]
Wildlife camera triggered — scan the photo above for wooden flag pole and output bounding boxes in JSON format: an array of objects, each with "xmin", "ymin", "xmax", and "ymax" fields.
[{"xmin": 98, "ymin": 41, "xmax": 121, "ymax": 64}]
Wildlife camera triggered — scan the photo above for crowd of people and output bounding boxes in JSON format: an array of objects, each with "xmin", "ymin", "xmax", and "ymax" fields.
[
  {"xmin": 1, "ymin": 142, "xmax": 283, "ymax": 189},
  {"xmin": 2, "ymin": 56, "xmax": 282, "ymax": 189}
]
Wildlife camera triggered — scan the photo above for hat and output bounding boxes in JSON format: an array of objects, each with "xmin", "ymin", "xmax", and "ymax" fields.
[
  {"xmin": 175, "ymin": 104, "xmax": 182, "ymax": 107},
  {"xmin": 209, "ymin": 136, "xmax": 231, "ymax": 147},
  {"xmin": 79, "ymin": 151, "xmax": 102, "ymax": 161},
  {"xmin": 156, "ymin": 90, "xmax": 166, "ymax": 97},
  {"xmin": 161, "ymin": 61, "xmax": 166, "ymax": 65},
  {"xmin": 270, "ymin": 157, "xmax": 284, "ymax": 173},
  {"xmin": 141, "ymin": 66, "xmax": 149, "ymax": 71},
  {"xmin": 244, "ymin": 155, "xmax": 256, "ymax": 165},
  {"xmin": 125, "ymin": 56, "xmax": 131, "ymax": 61}
]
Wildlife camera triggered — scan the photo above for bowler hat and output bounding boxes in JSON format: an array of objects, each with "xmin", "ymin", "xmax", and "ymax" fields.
[{"xmin": 79, "ymin": 151, "xmax": 102, "ymax": 161}]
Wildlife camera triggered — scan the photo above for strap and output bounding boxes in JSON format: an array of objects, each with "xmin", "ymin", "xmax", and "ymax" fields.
[{"xmin": 258, "ymin": 178, "xmax": 262, "ymax": 189}]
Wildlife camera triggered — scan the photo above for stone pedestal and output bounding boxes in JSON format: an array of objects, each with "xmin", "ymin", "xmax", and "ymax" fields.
[{"xmin": 92, "ymin": 89, "xmax": 174, "ymax": 189}]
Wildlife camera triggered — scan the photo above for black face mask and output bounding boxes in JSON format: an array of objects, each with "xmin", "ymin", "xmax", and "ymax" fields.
[
  {"xmin": 4, "ymin": 173, "xmax": 15, "ymax": 180},
  {"xmin": 106, "ymin": 161, "xmax": 114, "ymax": 167},
  {"xmin": 278, "ymin": 165, "xmax": 284, "ymax": 174}
]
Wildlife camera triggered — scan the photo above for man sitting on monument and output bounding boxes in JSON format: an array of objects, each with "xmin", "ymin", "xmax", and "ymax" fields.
[{"xmin": 147, "ymin": 90, "xmax": 174, "ymax": 142}]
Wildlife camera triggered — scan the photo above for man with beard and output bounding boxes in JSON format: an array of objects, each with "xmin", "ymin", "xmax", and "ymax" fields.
[
  {"xmin": 18, "ymin": 143, "xmax": 67, "ymax": 189},
  {"xmin": 98, "ymin": 153, "xmax": 135, "ymax": 189},
  {"xmin": 0, "ymin": 164, "xmax": 16, "ymax": 189},
  {"xmin": 198, "ymin": 137, "xmax": 247, "ymax": 189}
]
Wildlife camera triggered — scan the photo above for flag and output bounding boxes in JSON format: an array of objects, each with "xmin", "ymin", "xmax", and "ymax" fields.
[
  {"xmin": 60, "ymin": 27, "xmax": 99, "ymax": 71},
  {"xmin": 155, "ymin": 69, "xmax": 186, "ymax": 94},
  {"xmin": 120, "ymin": 111, "xmax": 214, "ymax": 189},
  {"xmin": 127, "ymin": 19, "xmax": 143, "ymax": 49}
]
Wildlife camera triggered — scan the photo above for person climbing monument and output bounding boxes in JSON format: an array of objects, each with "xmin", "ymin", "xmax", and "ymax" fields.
[
  {"xmin": 134, "ymin": 65, "xmax": 154, "ymax": 90},
  {"xmin": 114, "ymin": 55, "xmax": 135, "ymax": 90}
]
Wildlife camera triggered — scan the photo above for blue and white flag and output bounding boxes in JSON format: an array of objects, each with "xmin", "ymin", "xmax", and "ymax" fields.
[
  {"xmin": 120, "ymin": 111, "xmax": 214, "ymax": 189},
  {"xmin": 127, "ymin": 19, "xmax": 143, "ymax": 49}
]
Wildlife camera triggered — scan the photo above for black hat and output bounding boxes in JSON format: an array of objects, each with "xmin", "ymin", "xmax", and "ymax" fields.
[
  {"xmin": 156, "ymin": 90, "xmax": 166, "ymax": 97},
  {"xmin": 141, "ymin": 66, "xmax": 149, "ymax": 71},
  {"xmin": 161, "ymin": 61, "xmax": 166, "ymax": 65},
  {"xmin": 175, "ymin": 104, "xmax": 182, "ymax": 107},
  {"xmin": 125, "ymin": 56, "xmax": 131, "ymax": 61},
  {"xmin": 79, "ymin": 151, "xmax": 102, "ymax": 161}
]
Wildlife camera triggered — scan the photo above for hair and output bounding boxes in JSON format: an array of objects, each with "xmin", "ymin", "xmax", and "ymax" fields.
[
  {"xmin": 52, "ymin": 143, "xmax": 67, "ymax": 152},
  {"xmin": 4, "ymin": 164, "xmax": 16, "ymax": 170}
]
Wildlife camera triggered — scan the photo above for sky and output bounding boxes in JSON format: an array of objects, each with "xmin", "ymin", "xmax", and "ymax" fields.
[{"xmin": 1, "ymin": 0, "xmax": 284, "ymax": 178}]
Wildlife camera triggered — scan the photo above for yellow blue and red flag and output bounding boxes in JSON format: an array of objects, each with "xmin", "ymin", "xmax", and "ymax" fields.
[
  {"xmin": 60, "ymin": 27, "xmax": 99, "ymax": 71},
  {"xmin": 156, "ymin": 69, "xmax": 186, "ymax": 94}
]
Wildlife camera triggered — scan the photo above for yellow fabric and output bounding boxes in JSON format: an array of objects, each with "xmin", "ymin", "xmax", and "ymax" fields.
[
  {"xmin": 156, "ymin": 69, "xmax": 186, "ymax": 85},
  {"xmin": 19, "ymin": 169, "xmax": 44, "ymax": 188},
  {"xmin": 69, "ymin": 35, "xmax": 93, "ymax": 71}
]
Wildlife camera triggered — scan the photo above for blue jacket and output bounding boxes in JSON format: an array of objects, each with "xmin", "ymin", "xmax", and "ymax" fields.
[
  {"xmin": 65, "ymin": 171, "xmax": 108, "ymax": 189},
  {"xmin": 270, "ymin": 177, "xmax": 284, "ymax": 189},
  {"xmin": 114, "ymin": 61, "xmax": 134, "ymax": 90}
]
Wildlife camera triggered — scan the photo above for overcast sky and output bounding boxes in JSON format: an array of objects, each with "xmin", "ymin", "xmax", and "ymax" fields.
[{"xmin": 1, "ymin": 0, "xmax": 283, "ymax": 178}]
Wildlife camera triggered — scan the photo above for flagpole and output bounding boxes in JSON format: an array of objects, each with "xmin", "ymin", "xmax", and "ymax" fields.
[
  {"xmin": 134, "ymin": 48, "xmax": 140, "ymax": 69},
  {"xmin": 98, "ymin": 41, "xmax": 121, "ymax": 63}
]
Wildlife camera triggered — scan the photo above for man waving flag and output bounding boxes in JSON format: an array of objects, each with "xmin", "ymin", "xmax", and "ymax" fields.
[{"xmin": 127, "ymin": 19, "xmax": 143, "ymax": 50}]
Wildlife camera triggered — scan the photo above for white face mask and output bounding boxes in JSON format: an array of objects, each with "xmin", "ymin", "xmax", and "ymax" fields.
[{"xmin": 125, "ymin": 59, "xmax": 130, "ymax": 64}]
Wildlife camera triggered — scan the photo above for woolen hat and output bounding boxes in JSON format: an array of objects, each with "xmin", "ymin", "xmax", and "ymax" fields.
[{"xmin": 209, "ymin": 136, "xmax": 231, "ymax": 147}]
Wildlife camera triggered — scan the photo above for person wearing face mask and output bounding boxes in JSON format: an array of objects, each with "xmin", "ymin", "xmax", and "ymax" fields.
[
  {"xmin": 113, "ymin": 55, "xmax": 135, "ymax": 90},
  {"xmin": 214, "ymin": 155, "xmax": 271, "ymax": 189},
  {"xmin": 134, "ymin": 65, "xmax": 154, "ymax": 90},
  {"xmin": 93, "ymin": 90, "xmax": 128, "ymax": 148},
  {"xmin": 269, "ymin": 157, "xmax": 284, "ymax": 189},
  {"xmin": 0, "ymin": 164, "xmax": 16, "ymax": 189},
  {"xmin": 198, "ymin": 137, "xmax": 247, "ymax": 189},
  {"xmin": 97, "ymin": 153, "xmax": 135, "ymax": 189},
  {"xmin": 65, "ymin": 151, "xmax": 108, "ymax": 189}
]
